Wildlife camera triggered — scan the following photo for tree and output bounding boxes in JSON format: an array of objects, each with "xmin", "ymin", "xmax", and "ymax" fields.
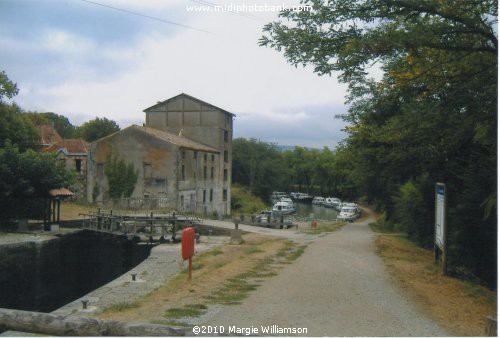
[
  {"xmin": 75, "ymin": 117, "xmax": 120, "ymax": 142},
  {"xmin": 0, "ymin": 142, "xmax": 74, "ymax": 224},
  {"xmin": 0, "ymin": 72, "xmax": 39, "ymax": 151},
  {"xmin": 0, "ymin": 70, "xmax": 18, "ymax": 102},
  {"xmin": 25, "ymin": 112, "xmax": 76, "ymax": 138},
  {"xmin": 261, "ymin": 1, "xmax": 497, "ymax": 287},
  {"xmin": 232, "ymin": 138, "xmax": 290, "ymax": 201},
  {"xmin": 104, "ymin": 156, "xmax": 138, "ymax": 199}
]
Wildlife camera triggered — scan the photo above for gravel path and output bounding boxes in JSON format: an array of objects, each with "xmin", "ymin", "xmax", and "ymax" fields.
[{"xmin": 200, "ymin": 216, "xmax": 451, "ymax": 336}]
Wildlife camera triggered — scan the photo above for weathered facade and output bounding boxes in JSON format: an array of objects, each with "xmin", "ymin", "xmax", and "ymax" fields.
[
  {"xmin": 86, "ymin": 124, "xmax": 228, "ymax": 215},
  {"xmin": 43, "ymin": 139, "xmax": 89, "ymax": 200},
  {"xmin": 143, "ymin": 93, "xmax": 233, "ymax": 215}
]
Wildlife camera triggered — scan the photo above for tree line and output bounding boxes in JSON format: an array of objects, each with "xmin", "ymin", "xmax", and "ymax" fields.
[
  {"xmin": 0, "ymin": 71, "xmax": 121, "ymax": 225},
  {"xmin": 255, "ymin": 0, "xmax": 496, "ymax": 288}
]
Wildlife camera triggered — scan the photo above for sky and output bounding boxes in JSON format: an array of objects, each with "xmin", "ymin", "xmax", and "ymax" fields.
[{"xmin": 0, "ymin": 0, "xmax": 349, "ymax": 148}]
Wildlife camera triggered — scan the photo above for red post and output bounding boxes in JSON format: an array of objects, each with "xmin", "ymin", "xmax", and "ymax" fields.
[
  {"xmin": 188, "ymin": 257, "xmax": 192, "ymax": 280},
  {"xmin": 182, "ymin": 227, "xmax": 196, "ymax": 281}
]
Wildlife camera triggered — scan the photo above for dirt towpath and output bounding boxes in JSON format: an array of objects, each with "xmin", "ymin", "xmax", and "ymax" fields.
[{"xmin": 200, "ymin": 216, "xmax": 451, "ymax": 336}]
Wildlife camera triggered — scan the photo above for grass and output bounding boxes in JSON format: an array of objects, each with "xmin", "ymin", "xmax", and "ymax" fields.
[
  {"xmin": 206, "ymin": 275, "xmax": 259, "ymax": 305},
  {"xmin": 244, "ymin": 246, "xmax": 263, "ymax": 254},
  {"xmin": 96, "ymin": 234, "xmax": 310, "ymax": 326},
  {"xmin": 230, "ymin": 184, "xmax": 268, "ymax": 214},
  {"xmin": 100, "ymin": 302, "xmax": 139, "ymax": 313},
  {"xmin": 375, "ymin": 234, "xmax": 497, "ymax": 336},
  {"xmin": 164, "ymin": 304, "xmax": 207, "ymax": 318}
]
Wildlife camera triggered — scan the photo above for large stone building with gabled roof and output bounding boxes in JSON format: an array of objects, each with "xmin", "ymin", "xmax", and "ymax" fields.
[{"xmin": 87, "ymin": 94, "xmax": 233, "ymax": 216}]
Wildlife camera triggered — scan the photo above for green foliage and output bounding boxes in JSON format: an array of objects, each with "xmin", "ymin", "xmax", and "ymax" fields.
[
  {"xmin": 393, "ymin": 176, "xmax": 434, "ymax": 247},
  {"xmin": 75, "ymin": 117, "xmax": 120, "ymax": 142},
  {"xmin": 232, "ymin": 138, "xmax": 290, "ymax": 201},
  {"xmin": 0, "ymin": 142, "xmax": 74, "ymax": 223},
  {"xmin": 25, "ymin": 112, "xmax": 76, "ymax": 138},
  {"xmin": 231, "ymin": 185, "xmax": 267, "ymax": 214},
  {"xmin": 0, "ymin": 70, "xmax": 18, "ymax": 102},
  {"xmin": 261, "ymin": 1, "xmax": 497, "ymax": 287},
  {"xmin": 104, "ymin": 156, "xmax": 138, "ymax": 199},
  {"xmin": 0, "ymin": 103, "xmax": 39, "ymax": 152},
  {"xmin": 232, "ymin": 138, "xmax": 349, "ymax": 200}
]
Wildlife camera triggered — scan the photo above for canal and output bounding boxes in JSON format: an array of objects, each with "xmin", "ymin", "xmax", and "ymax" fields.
[{"xmin": 293, "ymin": 202, "xmax": 339, "ymax": 222}]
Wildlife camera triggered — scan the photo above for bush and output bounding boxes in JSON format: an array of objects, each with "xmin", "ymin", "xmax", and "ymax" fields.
[{"xmin": 393, "ymin": 175, "xmax": 434, "ymax": 247}]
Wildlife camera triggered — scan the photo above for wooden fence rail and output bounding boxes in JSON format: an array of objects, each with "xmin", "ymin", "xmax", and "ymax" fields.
[{"xmin": 0, "ymin": 308, "xmax": 185, "ymax": 336}]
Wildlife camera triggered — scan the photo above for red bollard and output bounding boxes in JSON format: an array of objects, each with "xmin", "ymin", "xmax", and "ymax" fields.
[{"xmin": 181, "ymin": 227, "xmax": 195, "ymax": 280}]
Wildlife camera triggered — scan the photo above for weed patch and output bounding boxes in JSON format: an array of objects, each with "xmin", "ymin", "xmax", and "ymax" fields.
[
  {"xmin": 164, "ymin": 304, "xmax": 207, "ymax": 318},
  {"xmin": 101, "ymin": 302, "xmax": 139, "ymax": 313}
]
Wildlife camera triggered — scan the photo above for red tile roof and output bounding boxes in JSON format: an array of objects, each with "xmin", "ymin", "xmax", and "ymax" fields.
[
  {"xmin": 49, "ymin": 188, "xmax": 74, "ymax": 197},
  {"xmin": 43, "ymin": 139, "xmax": 89, "ymax": 155}
]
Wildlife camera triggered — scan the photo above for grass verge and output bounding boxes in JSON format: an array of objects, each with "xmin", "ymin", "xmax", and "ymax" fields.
[
  {"xmin": 96, "ymin": 234, "xmax": 307, "ymax": 324},
  {"xmin": 375, "ymin": 234, "xmax": 496, "ymax": 336}
]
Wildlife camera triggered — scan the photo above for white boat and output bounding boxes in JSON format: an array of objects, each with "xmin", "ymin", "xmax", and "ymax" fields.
[
  {"xmin": 336, "ymin": 205, "xmax": 360, "ymax": 222},
  {"xmin": 324, "ymin": 197, "xmax": 341, "ymax": 209},
  {"xmin": 271, "ymin": 191, "xmax": 288, "ymax": 201},
  {"xmin": 272, "ymin": 201, "xmax": 296, "ymax": 214},
  {"xmin": 312, "ymin": 196, "xmax": 326, "ymax": 205},
  {"xmin": 280, "ymin": 197, "xmax": 294, "ymax": 206}
]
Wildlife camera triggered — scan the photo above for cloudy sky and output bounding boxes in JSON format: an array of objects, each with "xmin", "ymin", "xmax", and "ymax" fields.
[{"xmin": 1, "ymin": 0, "xmax": 349, "ymax": 148}]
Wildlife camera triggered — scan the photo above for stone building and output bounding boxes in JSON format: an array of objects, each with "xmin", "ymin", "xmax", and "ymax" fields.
[
  {"xmin": 43, "ymin": 139, "xmax": 89, "ymax": 201},
  {"xmin": 143, "ymin": 93, "xmax": 234, "ymax": 215}
]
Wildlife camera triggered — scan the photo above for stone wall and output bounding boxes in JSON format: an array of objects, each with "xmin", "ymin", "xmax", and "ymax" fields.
[{"xmin": 0, "ymin": 231, "xmax": 151, "ymax": 312}]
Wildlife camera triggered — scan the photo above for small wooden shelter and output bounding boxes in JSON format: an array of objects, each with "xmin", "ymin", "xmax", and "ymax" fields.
[{"xmin": 44, "ymin": 188, "xmax": 74, "ymax": 229}]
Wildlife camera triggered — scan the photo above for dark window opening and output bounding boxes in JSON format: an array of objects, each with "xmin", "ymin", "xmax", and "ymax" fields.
[
  {"xmin": 224, "ymin": 169, "xmax": 228, "ymax": 181},
  {"xmin": 223, "ymin": 189, "xmax": 227, "ymax": 201},
  {"xmin": 75, "ymin": 159, "xmax": 82, "ymax": 173},
  {"xmin": 224, "ymin": 151, "xmax": 228, "ymax": 163}
]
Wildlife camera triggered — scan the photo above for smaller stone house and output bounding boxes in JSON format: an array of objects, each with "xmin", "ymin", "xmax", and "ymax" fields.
[
  {"xmin": 43, "ymin": 139, "xmax": 89, "ymax": 200},
  {"xmin": 87, "ymin": 125, "xmax": 227, "ymax": 215}
]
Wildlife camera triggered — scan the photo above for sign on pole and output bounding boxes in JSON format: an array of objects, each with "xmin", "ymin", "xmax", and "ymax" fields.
[{"xmin": 435, "ymin": 183, "xmax": 447, "ymax": 274}]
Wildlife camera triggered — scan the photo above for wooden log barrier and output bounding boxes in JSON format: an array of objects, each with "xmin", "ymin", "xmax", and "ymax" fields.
[
  {"xmin": 0, "ymin": 308, "xmax": 185, "ymax": 336},
  {"xmin": 485, "ymin": 315, "xmax": 497, "ymax": 336}
]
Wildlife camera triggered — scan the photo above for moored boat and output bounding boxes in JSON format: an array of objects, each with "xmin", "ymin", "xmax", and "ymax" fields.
[{"xmin": 272, "ymin": 201, "xmax": 296, "ymax": 214}]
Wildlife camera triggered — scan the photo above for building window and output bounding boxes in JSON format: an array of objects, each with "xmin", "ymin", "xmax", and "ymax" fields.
[
  {"xmin": 143, "ymin": 162, "xmax": 152, "ymax": 179},
  {"xmin": 211, "ymin": 154, "xmax": 215, "ymax": 161},
  {"xmin": 224, "ymin": 151, "xmax": 228, "ymax": 163},
  {"xmin": 203, "ymin": 190, "xmax": 206, "ymax": 203},
  {"xmin": 155, "ymin": 179, "xmax": 166, "ymax": 187},
  {"xmin": 204, "ymin": 153, "xmax": 207, "ymax": 161},
  {"xmin": 97, "ymin": 163, "xmax": 104, "ymax": 178},
  {"xmin": 224, "ymin": 130, "xmax": 228, "ymax": 143},
  {"xmin": 211, "ymin": 167, "xmax": 214, "ymax": 179},
  {"xmin": 224, "ymin": 169, "xmax": 228, "ymax": 181},
  {"xmin": 75, "ymin": 159, "xmax": 82, "ymax": 173},
  {"xmin": 181, "ymin": 165, "xmax": 185, "ymax": 180},
  {"xmin": 193, "ymin": 151, "xmax": 197, "ymax": 159},
  {"xmin": 181, "ymin": 150, "xmax": 185, "ymax": 159},
  {"xmin": 223, "ymin": 189, "xmax": 227, "ymax": 201},
  {"xmin": 210, "ymin": 189, "xmax": 213, "ymax": 202},
  {"xmin": 204, "ymin": 166, "xmax": 207, "ymax": 179},
  {"xmin": 180, "ymin": 195, "xmax": 184, "ymax": 208}
]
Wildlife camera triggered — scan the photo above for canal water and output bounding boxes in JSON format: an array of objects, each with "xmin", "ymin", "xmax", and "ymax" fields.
[{"xmin": 293, "ymin": 202, "xmax": 339, "ymax": 222}]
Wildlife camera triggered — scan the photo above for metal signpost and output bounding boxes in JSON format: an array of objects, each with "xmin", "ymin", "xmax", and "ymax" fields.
[{"xmin": 435, "ymin": 183, "xmax": 447, "ymax": 275}]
